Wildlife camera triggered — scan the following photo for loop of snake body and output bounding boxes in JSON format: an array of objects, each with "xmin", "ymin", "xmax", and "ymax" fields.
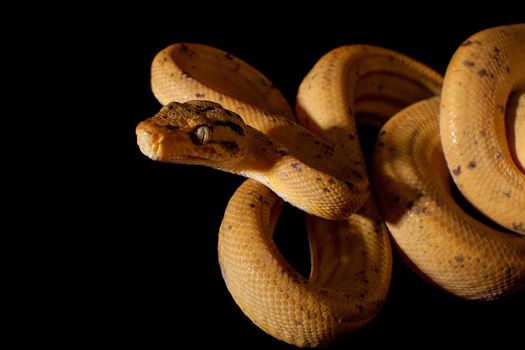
[{"xmin": 136, "ymin": 24, "xmax": 525, "ymax": 347}]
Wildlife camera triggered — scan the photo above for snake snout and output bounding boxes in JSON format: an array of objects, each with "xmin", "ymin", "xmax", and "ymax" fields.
[{"xmin": 136, "ymin": 122, "xmax": 164, "ymax": 160}]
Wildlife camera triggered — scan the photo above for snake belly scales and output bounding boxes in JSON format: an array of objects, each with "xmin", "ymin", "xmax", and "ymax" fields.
[{"xmin": 136, "ymin": 25, "xmax": 525, "ymax": 347}]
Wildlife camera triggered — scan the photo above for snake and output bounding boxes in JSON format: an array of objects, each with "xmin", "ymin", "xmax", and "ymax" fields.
[
  {"xmin": 136, "ymin": 24, "xmax": 525, "ymax": 347},
  {"xmin": 372, "ymin": 25, "xmax": 525, "ymax": 301}
]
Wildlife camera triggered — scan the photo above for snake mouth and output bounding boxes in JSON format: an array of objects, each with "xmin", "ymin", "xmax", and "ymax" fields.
[
  {"xmin": 170, "ymin": 153, "xmax": 209, "ymax": 163},
  {"xmin": 168, "ymin": 145, "xmax": 223, "ymax": 165},
  {"xmin": 137, "ymin": 128, "xmax": 222, "ymax": 166}
]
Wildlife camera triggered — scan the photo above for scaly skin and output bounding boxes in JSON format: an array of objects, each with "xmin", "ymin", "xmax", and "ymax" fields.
[
  {"xmin": 371, "ymin": 24, "xmax": 525, "ymax": 301},
  {"xmin": 137, "ymin": 43, "xmax": 441, "ymax": 346},
  {"xmin": 372, "ymin": 97, "xmax": 525, "ymax": 300},
  {"xmin": 440, "ymin": 24, "xmax": 525, "ymax": 234},
  {"xmin": 135, "ymin": 24, "xmax": 525, "ymax": 347},
  {"xmin": 147, "ymin": 43, "xmax": 370, "ymax": 219}
]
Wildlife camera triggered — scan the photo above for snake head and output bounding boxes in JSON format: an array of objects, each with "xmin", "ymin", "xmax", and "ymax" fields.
[{"xmin": 136, "ymin": 100, "xmax": 248, "ymax": 167}]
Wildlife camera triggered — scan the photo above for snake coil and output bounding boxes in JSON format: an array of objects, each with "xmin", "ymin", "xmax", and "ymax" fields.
[{"xmin": 136, "ymin": 24, "xmax": 525, "ymax": 347}]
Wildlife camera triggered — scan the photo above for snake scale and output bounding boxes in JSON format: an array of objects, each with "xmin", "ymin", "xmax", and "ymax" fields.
[{"xmin": 136, "ymin": 24, "xmax": 525, "ymax": 347}]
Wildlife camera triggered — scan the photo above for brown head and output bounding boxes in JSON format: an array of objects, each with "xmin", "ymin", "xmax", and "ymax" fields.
[{"xmin": 136, "ymin": 100, "xmax": 248, "ymax": 167}]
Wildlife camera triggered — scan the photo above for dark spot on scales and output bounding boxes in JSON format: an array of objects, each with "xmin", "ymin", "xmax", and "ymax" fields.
[
  {"xmin": 455, "ymin": 255, "xmax": 464, "ymax": 263},
  {"xmin": 452, "ymin": 166, "xmax": 462, "ymax": 176},
  {"xmin": 185, "ymin": 49, "xmax": 196, "ymax": 58},
  {"xmin": 290, "ymin": 163, "xmax": 302, "ymax": 172},
  {"xmin": 492, "ymin": 46, "xmax": 501, "ymax": 63},
  {"xmin": 503, "ymin": 190, "xmax": 512, "ymax": 198},
  {"xmin": 276, "ymin": 149, "xmax": 287, "ymax": 157},
  {"xmin": 463, "ymin": 60, "xmax": 475, "ymax": 67},
  {"xmin": 513, "ymin": 223, "xmax": 525, "ymax": 234},
  {"xmin": 249, "ymin": 203, "xmax": 256, "ymax": 208},
  {"xmin": 497, "ymin": 151, "xmax": 504, "ymax": 160},
  {"xmin": 497, "ymin": 104, "xmax": 505, "ymax": 113},
  {"xmin": 414, "ymin": 206, "xmax": 428, "ymax": 214},
  {"xmin": 468, "ymin": 161, "xmax": 477, "ymax": 169},
  {"xmin": 345, "ymin": 181, "xmax": 356, "ymax": 191},
  {"xmin": 195, "ymin": 92, "xmax": 205, "ymax": 98},
  {"xmin": 461, "ymin": 40, "xmax": 481, "ymax": 47},
  {"xmin": 328, "ymin": 178, "xmax": 336, "ymax": 185},
  {"xmin": 480, "ymin": 130, "xmax": 487, "ymax": 137},
  {"xmin": 477, "ymin": 69, "xmax": 489, "ymax": 78}
]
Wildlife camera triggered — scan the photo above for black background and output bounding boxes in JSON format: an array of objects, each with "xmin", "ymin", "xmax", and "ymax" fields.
[{"xmin": 54, "ymin": 6, "xmax": 525, "ymax": 348}]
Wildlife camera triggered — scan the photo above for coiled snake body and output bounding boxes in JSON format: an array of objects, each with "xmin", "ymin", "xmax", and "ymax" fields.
[{"xmin": 136, "ymin": 25, "xmax": 525, "ymax": 347}]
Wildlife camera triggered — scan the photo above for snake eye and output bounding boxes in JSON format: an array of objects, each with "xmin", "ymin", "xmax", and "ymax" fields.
[{"xmin": 191, "ymin": 125, "xmax": 213, "ymax": 145}]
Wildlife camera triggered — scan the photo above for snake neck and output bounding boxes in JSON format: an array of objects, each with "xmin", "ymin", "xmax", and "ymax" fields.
[{"xmin": 228, "ymin": 126, "xmax": 288, "ymax": 181}]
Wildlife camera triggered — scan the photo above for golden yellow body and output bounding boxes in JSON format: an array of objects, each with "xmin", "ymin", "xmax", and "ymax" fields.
[{"xmin": 136, "ymin": 24, "xmax": 525, "ymax": 347}]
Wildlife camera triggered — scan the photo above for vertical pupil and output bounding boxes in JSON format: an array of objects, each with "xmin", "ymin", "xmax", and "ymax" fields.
[{"xmin": 192, "ymin": 126, "xmax": 211, "ymax": 145}]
